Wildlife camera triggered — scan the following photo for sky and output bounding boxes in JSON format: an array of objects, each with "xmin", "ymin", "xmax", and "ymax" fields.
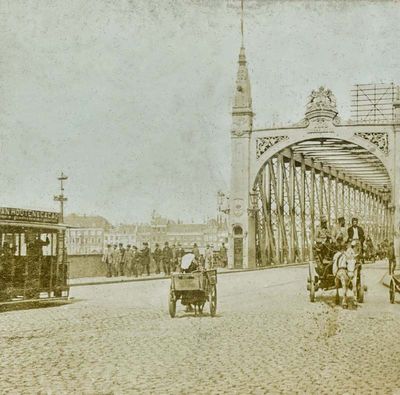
[{"xmin": 0, "ymin": 0, "xmax": 399, "ymax": 225}]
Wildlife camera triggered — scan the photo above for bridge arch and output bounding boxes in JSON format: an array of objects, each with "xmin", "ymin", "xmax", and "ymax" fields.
[
  {"xmin": 251, "ymin": 136, "xmax": 393, "ymax": 267},
  {"xmin": 227, "ymin": 81, "xmax": 400, "ymax": 270}
]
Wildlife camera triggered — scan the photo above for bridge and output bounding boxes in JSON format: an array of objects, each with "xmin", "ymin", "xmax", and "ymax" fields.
[{"xmin": 225, "ymin": 46, "xmax": 400, "ymax": 269}]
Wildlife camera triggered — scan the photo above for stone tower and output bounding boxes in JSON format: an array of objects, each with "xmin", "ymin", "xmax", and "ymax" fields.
[{"xmin": 228, "ymin": 45, "xmax": 255, "ymax": 269}]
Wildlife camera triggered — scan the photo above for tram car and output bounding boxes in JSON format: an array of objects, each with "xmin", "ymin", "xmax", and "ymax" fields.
[{"xmin": 0, "ymin": 207, "xmax": 69, "ymax": 304}]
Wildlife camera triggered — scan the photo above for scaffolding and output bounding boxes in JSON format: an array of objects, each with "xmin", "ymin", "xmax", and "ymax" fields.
[{"xmin": 351, "ymin": 83, "xmax": 395, "ymax": 124}]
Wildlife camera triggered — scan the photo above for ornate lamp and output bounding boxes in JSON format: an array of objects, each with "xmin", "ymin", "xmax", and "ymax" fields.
[{"xmin": 248, "ymin": 190, "xmax": 258, "ymax": 217}]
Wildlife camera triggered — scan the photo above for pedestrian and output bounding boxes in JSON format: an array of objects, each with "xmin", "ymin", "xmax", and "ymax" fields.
[
  {"xmin": 141, "ymin": 242, "xmax": 151, "ymax": 276},
  {"xmin": 220, "ymin": 242, "xmax": 227, "ymax": 268},
  {"xmin": 132, "ymin": 246, "xmax": 139, "ymax": 277},
  {"xmin": 152, "ymin": 243, "xmax": 162, "ymax": 274},
  {"xmin": 102, "ymin": 244, "xmax": 113, "ymax": 277},
  {"xmin": 192, "ymin": 243, "xmax": 200, "ymax": 260},
  {"xmin": 205, "ymin": 244, "xmax": 213, "ymax": 270},
  {"xmin": 171, "ymin": 244, "xmax": 178, "ymax": 273},
  {"xmin": 111, "ymin": 244, "xmax": 119, "ymax": 277},
  {"xmin": 117, "ymin": 243, "xmax": 126, "ymax": 276},
  {"xmin": 176, "ymin": 243, "xmax": 185, "ymax": 266},
  {"xmin": 388, "ymin": 241, "xmax": 396, "ymax": 275},
  {"xmin": 162, "ymin": 241, "xmax": 172, "ymax": 276},
  {"xmin": 124, "ymin": 244, "xmax": 133, "ymax": 277}
]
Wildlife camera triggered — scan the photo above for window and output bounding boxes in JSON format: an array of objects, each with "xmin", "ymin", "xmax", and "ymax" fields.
[{"xmin": 233, "ymin": 225, "xmax": 243, "ymax": 236}]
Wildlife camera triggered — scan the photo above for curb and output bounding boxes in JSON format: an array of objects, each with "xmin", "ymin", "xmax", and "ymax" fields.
[{"xmin": 68, "ymin": 262, "xmax": 309, "ymax": 287}]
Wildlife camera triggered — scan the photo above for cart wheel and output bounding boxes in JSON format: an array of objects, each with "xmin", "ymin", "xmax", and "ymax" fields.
[
  {"xmin": 390, "ymin": 280, "xmax": 396, "ymax": 304},
  {"xmin": 169, "ymin": 291, "xmax": 176, "ymax": 318},
  {"xmin": 335, "ymin": 291, "xmax": 340, "ymax": 305},
  {"xmin": 209, "ymin": 285, "xmax": 217, "ymax": 317},
  {"xmin": 309, "ymin": 280, "xmax": 315, "ymax": 303},
  {"xmin": 357, "ymin": 280, "xmax": 364, "ymax": 304}
]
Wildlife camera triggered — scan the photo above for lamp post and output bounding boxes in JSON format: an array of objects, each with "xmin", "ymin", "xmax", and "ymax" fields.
[
  {"xmin": 247, "ymin": 190, "xmax": 258, "ymax": 217},
  {"xmin": 54, "ymin": 172, "xmax": 68, "ymax": 223}
]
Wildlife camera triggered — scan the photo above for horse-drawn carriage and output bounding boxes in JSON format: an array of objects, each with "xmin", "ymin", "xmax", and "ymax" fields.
[
  {"xmin": 307, "ymin": 240, "xmax": 365, "ymax": 308},
  {"xmin": 168, "ymin": 257, "xmax": 217, "ymax": 318}
]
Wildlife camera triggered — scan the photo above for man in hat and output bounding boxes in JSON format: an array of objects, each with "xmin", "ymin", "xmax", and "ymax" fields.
[
  {"xmin": 176, "ymin": 243, "xmax": 185, "ymax": 266},
  {"xmin": 102, "ymin": 244, "xmax": 113, "ymax": 277},
  {"xmin": 347, "ymin": 217, "xmax": 365, "ymax": 257},
  {"xmin": 205, "ymin": 244, "xmax": 213, "ymax": 270},
  {"xmin": 152, "ymin": 243, "xmax": 162, "ymax": 274},
  {"xmin": 124, "ymin": 244, "xmax": 133, "ymax": 277},
  {"xmin": 332, "ymin": 217, "xmax": 347, "ymax": 251},
  {"xmin": 162, "ymin": 241, "xmax": 172, "ymax": 276},
  {"xmin": 220, "ymin": 242, "xmax": 228, "ymax": 268},
  {"xmin": 132, "ymin": 246, "xmax": 139, "ymax": 277},
  {"xmin": 118, "ymin": 243, "xmax": 126, "ymax": 276},
  {"xmin": 192, "ymin": 243, "xmax": 200, "ymax": 260},
  {"xmin": 170, "ymin": 243, "xmax": 178, "ymax": 273},
  {"xmin": 314, "ymin": 216, "xmax": 332, "ymax": 274},
  {"xmin": 111, "ymin": 244, "xmax": 119, "ymax": 276},
  {"xmin": 140, "ymin": 242, "xmax": 151, "ymax": 276}
]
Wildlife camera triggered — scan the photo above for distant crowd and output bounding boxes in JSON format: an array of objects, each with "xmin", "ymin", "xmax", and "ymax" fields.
[{"xmin": 102, "ymin": 242, "xmax": 228, "ymax": 278}]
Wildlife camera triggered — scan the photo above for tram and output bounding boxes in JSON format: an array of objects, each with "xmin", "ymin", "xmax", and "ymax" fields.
[{"xmin": 0, "ymin": 207, "xmax": 69, "ymax": 303}]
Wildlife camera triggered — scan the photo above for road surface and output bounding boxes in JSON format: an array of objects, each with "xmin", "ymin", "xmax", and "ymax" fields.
[{"xmin": 1, "ymin": 262, "xmax": 400, "ymax": 394}]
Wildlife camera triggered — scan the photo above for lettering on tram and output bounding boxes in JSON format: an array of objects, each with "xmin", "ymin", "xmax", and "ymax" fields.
[{"xmin": 0, "ymin": 207, "xmax": 69, "ymax": 303}]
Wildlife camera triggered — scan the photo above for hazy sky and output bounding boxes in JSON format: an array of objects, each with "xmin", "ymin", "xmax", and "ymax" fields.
[{"xmin": 1, "ymin": 0, "xmax": 399, "ymax": 224}]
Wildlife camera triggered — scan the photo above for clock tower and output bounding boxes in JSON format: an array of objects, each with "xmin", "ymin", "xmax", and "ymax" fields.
[{"xmin": 228, "ymin": 45, "xmax": 255, "ymax": 269}]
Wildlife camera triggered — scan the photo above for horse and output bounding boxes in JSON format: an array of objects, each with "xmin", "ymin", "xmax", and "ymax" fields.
[{"xmin": 334, "ymin": 251, "xmax": 358, "ymax": 309}]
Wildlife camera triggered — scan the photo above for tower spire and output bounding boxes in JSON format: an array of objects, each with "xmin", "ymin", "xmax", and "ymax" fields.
[
  {"xmin": 241, "ymin": 0, "xmax": 244, "ymax": 47},
  {"xmin": 233, "ymin": 0, "xmax": 252, "ymax": 115}
]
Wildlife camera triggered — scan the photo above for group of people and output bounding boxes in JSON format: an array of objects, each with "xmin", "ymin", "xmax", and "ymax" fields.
[
  {"xmin": 314, "ymin": 216, "xmax": 395, "ymax": 276},
  {"xmin": 101, "ymin": 241, "xmax": 228, "ymax": 278},
  {"xmin": 102, "ymin": 242, "xmax": 150, "ymax": 278}
]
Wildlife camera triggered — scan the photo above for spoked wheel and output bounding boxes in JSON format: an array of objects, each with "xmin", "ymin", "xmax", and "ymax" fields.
[
  {"xmin": 169, "ymin": 290, "xmax": 176, "ymax": 318},
  {"xmin": 309, "ymin": 264, "xmax": 315, "ymax": 303},
  {"xmin": 309, "ymin": 280, "xmax": 315, "ymax": 302},
  {"xmin": 335, "ymin": 292, "xmax": 340, "ymax": 305},
  {"xmin": 390, "ymin": 280, "xmax": 396, "ymax": 304},
  {"xmin": 209, "ymin": 285, "xmax": 217, "ymax": 317},
  {"xmin": 356, "ymin": 269, "xmax": 364, "ymax": 303}
]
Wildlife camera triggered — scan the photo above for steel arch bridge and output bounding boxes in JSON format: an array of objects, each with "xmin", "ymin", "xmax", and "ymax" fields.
[{"xmin": 226, "ymin": 47, "xmax": 400, "ymax": 269}]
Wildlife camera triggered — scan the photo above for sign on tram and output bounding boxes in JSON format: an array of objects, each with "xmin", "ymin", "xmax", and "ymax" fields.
[{"xmin": 0, "ymin": 207, "xmax": 60, "ymax": 224}]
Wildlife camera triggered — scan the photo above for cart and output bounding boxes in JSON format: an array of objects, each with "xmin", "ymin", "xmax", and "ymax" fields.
[
  {"xmin": 307, "ymin": 259, "xmax": 365, "ymax": 304},
  {"xmin": 169, "ymin": 269, "xmax": 217, "ymax": 318}
]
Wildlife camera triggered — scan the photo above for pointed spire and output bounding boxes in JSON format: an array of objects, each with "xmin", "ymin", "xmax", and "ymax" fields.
[
  {"xmin": 232, "ymin": 0, "xmax": 252, "ymax": 113},
  {"xmin": 233, "ymin": 46, "xmax": 252, "ymax": 112},
  {"xmin": 241, "ymin": 0, "xmax": 244, "ymax": 47}
]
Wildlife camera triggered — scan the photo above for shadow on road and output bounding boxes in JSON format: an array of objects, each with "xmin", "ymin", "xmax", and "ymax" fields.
[{"xmin": 315, "ymin": 294, "xmax": 360, "ymax": 310}]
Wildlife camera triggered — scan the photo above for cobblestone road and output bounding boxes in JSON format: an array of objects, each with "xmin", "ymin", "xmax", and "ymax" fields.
[{"xmin": 1, "ymin": 262, "xmax": 400, "ymax": 394}]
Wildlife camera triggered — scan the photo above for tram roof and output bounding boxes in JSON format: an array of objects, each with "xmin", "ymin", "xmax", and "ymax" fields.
[
  {"xmin": 0, "ymin": 207, "xmax": 67, "ymax": 231},
  {"xmin": 288, "ymin": 138, "xmax": 391, "ymax": 192},
  {"xmin": 0, "ymin": 220, "xmax": 67, "ymax": 231}
]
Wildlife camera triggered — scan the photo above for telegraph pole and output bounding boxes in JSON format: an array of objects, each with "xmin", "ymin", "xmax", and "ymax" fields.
[{"xmin": 54, "ymin": 172, "xmax": 68, "ymax": 223}]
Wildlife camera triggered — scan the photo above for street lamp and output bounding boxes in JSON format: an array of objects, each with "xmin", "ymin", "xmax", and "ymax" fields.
[
  {"xmin": 54, "ymin": 172, "xmax": 68, "ymax": 223},
  {"xmin": 247, "ymin": 190, "xmax": 258, "ymax": 217}
]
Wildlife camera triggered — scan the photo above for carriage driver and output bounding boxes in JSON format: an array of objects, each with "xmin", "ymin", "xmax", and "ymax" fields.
[
  {"xmin": 314, "ymin": 216, "xmax": 332, "ymax": 274},
  {"xmin": 332, "ymin": 217, "xmax": 347, "ymax": 250},
  {"xmin": 347, "ymin": 217, "xmax": 365, "ymax": 257}
]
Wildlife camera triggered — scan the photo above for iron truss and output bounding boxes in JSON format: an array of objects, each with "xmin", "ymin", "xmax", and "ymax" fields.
[{"xmin": 254, "ymin": 138, "xmax": 392, "ymax": 266}]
